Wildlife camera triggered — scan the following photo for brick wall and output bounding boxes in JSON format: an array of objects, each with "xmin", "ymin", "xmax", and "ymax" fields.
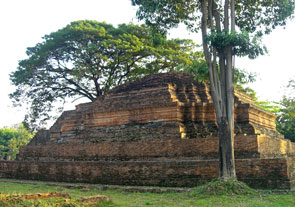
[
  {"xmin": 19, "ymin": 135, "xmax": 261, "ymax": 161},
  {"xmin": 0, "ymin": 158, "xmax": 293, "ymax": 189},
  {"xmin": 19, "ymin": 135, "xmax": 295, "ymax": 162}
]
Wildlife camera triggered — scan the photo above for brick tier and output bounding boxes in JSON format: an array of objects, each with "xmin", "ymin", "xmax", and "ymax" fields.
[{"xmin": 0, "ymin": 72, "xmax": 294, "ymax": 189}]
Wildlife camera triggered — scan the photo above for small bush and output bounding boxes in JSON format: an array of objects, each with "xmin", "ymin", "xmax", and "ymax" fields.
[{"xmin": 190, "ymin": 179, "xmax": 256, "ymax": 197}]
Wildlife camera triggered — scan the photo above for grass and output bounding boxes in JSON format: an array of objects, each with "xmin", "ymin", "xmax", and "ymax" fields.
[{"xmin": 0, "ymin": 181, "xmax": 295, "ymax": 206}]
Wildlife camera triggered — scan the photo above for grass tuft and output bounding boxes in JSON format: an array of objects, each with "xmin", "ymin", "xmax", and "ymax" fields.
[{"xmin": 190, "ymin": 179, "xmax": 256, "ymax": 197}]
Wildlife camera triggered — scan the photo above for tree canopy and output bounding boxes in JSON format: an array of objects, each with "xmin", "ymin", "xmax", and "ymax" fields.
[
  {"xmin": 10, "ymin": 20, "xmax": 197, "ymax": 129},
  {"xmin": 0, "ymin": 123, "xmax": 34, "ymax": 160},
  {"xmin": 132, "ymin": 0, "xmax": 294, "ymax": 35}
]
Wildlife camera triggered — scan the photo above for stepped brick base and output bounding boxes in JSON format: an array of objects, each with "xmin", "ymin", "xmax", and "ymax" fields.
[
  {"xmin": 17, "ymin": 135, "xmax": 295, "ymax": 162},
  {"xmin": 0, "ymin": 158, "xmax": 294, "ymax": 189},
  {"xmin": 1, "ymin": 73, "xmax": 294, "ymax": 189}
]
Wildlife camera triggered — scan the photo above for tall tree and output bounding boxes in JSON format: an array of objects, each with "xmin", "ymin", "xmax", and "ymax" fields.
[
  {"xmin": 10, "ymin": 20, "xmax": 196, "ymax": 129},
  {"xmin": 131, "ymin": 0, "xmax": 295, "ymax": 180}
]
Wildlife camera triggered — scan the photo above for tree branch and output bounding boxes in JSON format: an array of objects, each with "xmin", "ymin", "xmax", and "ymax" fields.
[
  {"xmin": 201, "ymin": 0, "xmax": 222, "ymax": 121},
  {"xmin": 60, "ymin": 73, "xmax": 96, "ymax": 101},
  {"xmin": 224, "ymin": 0, "xmax": 229, "ymax": 31},
  {"xmin": 212, "ymin": 0, "xmax": 222, "ymax": 31}
]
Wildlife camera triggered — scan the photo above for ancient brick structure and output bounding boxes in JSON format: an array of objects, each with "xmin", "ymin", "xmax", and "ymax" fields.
[{"xmin": 0, "ymin": 72, "xmax": 294, "ymax": 189}]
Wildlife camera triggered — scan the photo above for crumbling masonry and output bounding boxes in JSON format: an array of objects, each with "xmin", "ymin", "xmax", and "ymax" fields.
[{"xmin": 0, "ymin": 72, "xmax": 295, "ymax": 189}]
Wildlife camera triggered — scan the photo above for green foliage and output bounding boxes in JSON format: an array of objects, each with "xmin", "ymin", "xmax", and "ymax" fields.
[
  {"xmin": 234, "ymin": 68, "xmax": 257, "ymax": 86},
  {"xmin": 0, "ymin": 123, "xmax": 34, "ymax": 160},
  {"xmin": 256, "ymin": 100, "xmax": 281, "ymax": 114},
  {"xmin": 131, "ymin": 0, "xmax": 200, "ymax": 32},
  {"xmin": 176, "ymin": 56, "xmax": 257, "ymax": 99},
  {"xmin": 190, "ymin": 179, "xmax": 255, "ymax": 197},
  {"xmin": 233, "ymin": 68, "xmax": 257, "ymax": 101},
  {"xmin": 132, "ymin": 0, "xmax": 295, "ymax": 58},
  {"xmin": 255, "ymin": 95, "xmax": 295, "ymax": 142},
  {"xmin": 255, "ymin": 77, "xmax": 295, "ymax": 142},
  {"xmin": 10, "ymin": 20, "xmax": 196, "ymax": 129},
  {"xmin": 175, "ymin": 51, "xmax": 209, "ymax": 82},
  {"xmin": 276, "ymin": 96, "xmax": 295, "ymax": 141},
  {"xmin": 235, "ymin": 0, "xmax": 295, "ymax": 35},
  {"xmin": 205, "ymin": 31, "xmax": 267, "ymax": 59}
]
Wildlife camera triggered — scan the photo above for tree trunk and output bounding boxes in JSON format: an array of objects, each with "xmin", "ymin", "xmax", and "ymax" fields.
[
  {"xmin": 200, "ymin": 0, "xmax": 236, "ymax": 180},
  {"xmin": 218, "ymin": 117, "xmax": 236, "ymax": 180}
]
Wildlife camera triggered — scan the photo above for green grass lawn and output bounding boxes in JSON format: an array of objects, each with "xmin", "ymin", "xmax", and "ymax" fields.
[{"xmin": 0, "ymin": 181, "xmax": 295, "ymax": 207}]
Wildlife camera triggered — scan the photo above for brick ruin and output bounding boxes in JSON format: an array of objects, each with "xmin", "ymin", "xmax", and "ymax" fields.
[{"xmin": 0, "ymin": 72, "xmax": 295, "ymax": 189}]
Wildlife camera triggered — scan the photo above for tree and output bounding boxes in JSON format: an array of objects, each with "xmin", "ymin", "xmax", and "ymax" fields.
[
  {"xmin": 10, "ymin": 20, "xmax": 196, "ymax": 129},
  {"xmin": 245, "ymin": 78, "xmax": 295, "ymax": 142},
  {"xmin": 274, "ymin": 80, "xmax": 295, "ymax": 141},
  {"xmin": 131, "ymin": 0, "xmax": 295, "ymax": 180},
  {"xmin": 255, "ymin": 96, "xmax": 295, "ymax": 142},
  {"xmin": 276, "ymin": 96, "xmax": 295, "ymax": 141},
  {"xmin": 0, "ymin": 123, "xmax": 34, "ymax": 160}
]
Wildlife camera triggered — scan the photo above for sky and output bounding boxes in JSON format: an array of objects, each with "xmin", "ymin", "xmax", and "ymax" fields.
[{"xmin": 0, "ymin": 0, "xmax": 294, "ymax": 128}]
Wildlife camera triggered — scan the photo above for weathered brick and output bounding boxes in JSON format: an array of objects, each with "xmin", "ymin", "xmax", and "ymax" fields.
[{"xmin": 1, "ymin": 72, "xmax": 294, "ymax": 189}]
